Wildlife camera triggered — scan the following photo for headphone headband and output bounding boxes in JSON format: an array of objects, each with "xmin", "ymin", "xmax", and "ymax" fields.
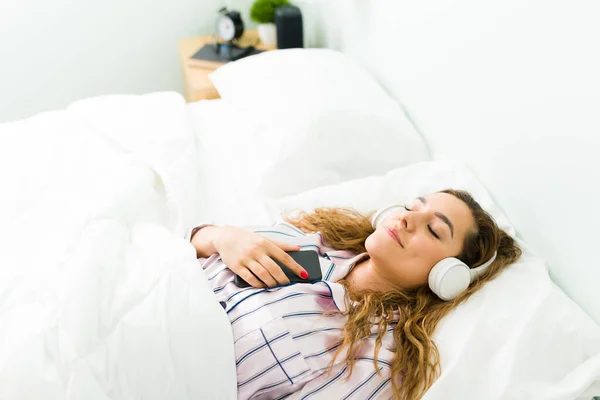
[{"xmin": 468, "ymin": 251, "xmax": 497, "ymax": 281}]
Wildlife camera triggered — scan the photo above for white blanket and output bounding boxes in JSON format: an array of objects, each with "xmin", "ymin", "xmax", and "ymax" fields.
[{"xmin": 0, "ymin": 92, "xmax": 237, "ymax": 399}]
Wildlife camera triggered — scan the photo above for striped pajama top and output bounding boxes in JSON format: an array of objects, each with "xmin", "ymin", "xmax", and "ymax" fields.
[{"xmin": 194, "ymin": 222, "xmax": 397, "ymax": 399}]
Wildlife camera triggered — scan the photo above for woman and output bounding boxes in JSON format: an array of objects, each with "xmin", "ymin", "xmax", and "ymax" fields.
[{"xmin": 190, "ymin": 189, "xmax": 521, "ymax": 400}]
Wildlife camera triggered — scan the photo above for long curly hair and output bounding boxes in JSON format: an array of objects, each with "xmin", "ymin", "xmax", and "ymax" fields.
[{"xmin": 284, "ymin": 189, "xmax": 522, "ymax": 400}]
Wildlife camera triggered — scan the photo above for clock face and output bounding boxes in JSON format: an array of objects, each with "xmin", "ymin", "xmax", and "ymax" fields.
[{"xmin": 218, "ymin": 16, "xmax": 235, "ymax": 41}]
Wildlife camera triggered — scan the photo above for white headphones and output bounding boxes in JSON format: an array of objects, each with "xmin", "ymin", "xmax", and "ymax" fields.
[{"xmin": 371, "ymin": 205, "xmax": 497, "ymax": 301}]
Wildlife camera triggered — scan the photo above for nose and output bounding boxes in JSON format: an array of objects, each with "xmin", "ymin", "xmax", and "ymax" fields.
[
  {"xmin": 400, "ymin": 208, "xmax": 431, "ymax": 232},
  {"xmin": 401, "ymin": 213, "xmax": 412, "ymax": 232}
]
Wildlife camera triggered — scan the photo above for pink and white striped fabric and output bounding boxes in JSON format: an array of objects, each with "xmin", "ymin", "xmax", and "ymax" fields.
[{"xmin": 194, "ymin": 222, "xmax": 397, "ymax": 400}]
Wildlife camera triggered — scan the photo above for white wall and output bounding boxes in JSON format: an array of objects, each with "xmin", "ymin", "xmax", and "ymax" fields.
[{"xmin": 0, "ymin": 0, "xmax": 227, "ymax": 123}]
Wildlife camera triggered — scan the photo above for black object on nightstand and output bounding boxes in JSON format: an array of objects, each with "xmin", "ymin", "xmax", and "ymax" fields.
[
  {"xmin": 191, "ymin": 42, "xmax": 264, "ymax": 64},
  {"xmin": 275, "ymin": 5, "xmax": 303, "ymax": 49}
]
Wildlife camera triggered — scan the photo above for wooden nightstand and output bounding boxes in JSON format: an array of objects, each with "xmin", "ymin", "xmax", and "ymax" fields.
[{"xmin": 178, "ymin": 31, "xmax": 275, "ymax": 102}]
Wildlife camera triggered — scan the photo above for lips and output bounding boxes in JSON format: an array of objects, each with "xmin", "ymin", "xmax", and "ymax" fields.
[{"xmin": 387, "ymin": 228, "xmax": 403, "ymax": 247}]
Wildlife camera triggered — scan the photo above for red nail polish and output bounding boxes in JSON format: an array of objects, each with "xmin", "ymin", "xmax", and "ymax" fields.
[{"xmin": 300, "ymin": 271, "xmax": 308, "ymax": 279}]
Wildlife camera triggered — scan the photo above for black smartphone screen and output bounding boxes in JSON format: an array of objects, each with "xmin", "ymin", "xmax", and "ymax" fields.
[{"xmin": 233, "ymin": 250, "xmax": 322, "ymax": 288}]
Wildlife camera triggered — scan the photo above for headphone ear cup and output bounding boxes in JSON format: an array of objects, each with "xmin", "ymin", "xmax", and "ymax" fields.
[
  {"xmin": 428, "ymin": 258, "xmax": 471, "ymax": 301},
  {"xmin": 371, "ymin": 205, "xmax": 404, "ymax": 229}
]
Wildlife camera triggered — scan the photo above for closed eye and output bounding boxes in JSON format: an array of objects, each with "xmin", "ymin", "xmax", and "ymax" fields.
[
  {"xmin": 406, "ymin": 204, "xmax": 441, "ymax": 239},
  {"xmin": 428, "ymin": 225, "xmax": 440, "ymax": 240}
]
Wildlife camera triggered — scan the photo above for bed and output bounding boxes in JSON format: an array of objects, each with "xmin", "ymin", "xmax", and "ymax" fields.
[{"xmin": 1, "ymin": 1, "xmax": 599, "ymax": 399}]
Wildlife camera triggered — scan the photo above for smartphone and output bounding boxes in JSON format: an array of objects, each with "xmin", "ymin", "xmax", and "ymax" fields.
[{"xmin": 233, "ymin": 250, "xmax": 323, "ymax": 288}]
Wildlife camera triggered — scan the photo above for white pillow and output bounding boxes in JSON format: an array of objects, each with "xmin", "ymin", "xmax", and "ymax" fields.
[
  {"xmin": 266, "ymin": 160, "xmax": 516, "ymax": 236},
  {"xmin": 264, "ymin": 160, "xmax": 600, "ymax": 399},
  {"xmin": 209, "ymin": 49, "xmax": 429, "ymax": 198},
  {"xmin": 210, "ymin": 48, "xmax": 397, "ymax": 108}
]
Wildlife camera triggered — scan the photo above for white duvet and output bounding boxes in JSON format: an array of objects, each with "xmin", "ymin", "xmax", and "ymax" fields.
[{"xmin": 0, "ymin": 93, "xmax": 237, "ymax": 399}]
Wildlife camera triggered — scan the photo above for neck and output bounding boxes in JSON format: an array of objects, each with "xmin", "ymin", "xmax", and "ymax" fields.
[{"xmin": 346, "ymin": 257, "xmax": 399, "ymax": 293}]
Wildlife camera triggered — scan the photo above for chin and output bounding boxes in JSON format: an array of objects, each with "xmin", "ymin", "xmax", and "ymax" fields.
[
  {"xmin": 365, "ymin": 231, "xmax": 396, "ymax": 261},
  {"xmin": 364, "ymin": 232, "xmax": 377, "ymax": 254}
]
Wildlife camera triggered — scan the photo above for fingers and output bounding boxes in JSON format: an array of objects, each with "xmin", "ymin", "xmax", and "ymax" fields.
[
  {"xmin": 268, "ymin": 242, "xmax": 308, "ymax": 280},
  {"xmin": 237, "ymin": 267, "xmax": 266, "ymax": 289},
  {"xmin": 247, "ymin": 260, "xmax": 278, "ymax": 288},
  {"xmin": 258, "ymin": 255, "xmax": 290, "ymax": 286},
  {"xmin": 272, "ymin": 240, "xmax": 302, "ymax": 252}
]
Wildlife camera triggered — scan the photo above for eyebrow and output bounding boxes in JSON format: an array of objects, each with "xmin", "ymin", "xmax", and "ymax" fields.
[{"xmin": 417, "ymin": 196, "xmax": 455, "ymax": 238}]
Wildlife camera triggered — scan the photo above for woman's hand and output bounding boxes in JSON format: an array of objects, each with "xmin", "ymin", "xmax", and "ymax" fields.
[{"xmin": 213, "ymin": 226, "xmax": 308, "ymax": 288}]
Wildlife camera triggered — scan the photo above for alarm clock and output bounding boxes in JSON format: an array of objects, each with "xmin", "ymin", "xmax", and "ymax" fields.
[{"xmin": 217, "ymin": 8, "xmax": 244, "ymax": 43}]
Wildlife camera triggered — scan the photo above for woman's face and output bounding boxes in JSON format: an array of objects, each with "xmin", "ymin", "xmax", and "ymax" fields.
[{"xmin": 364, "ymin": 192, "xmax": 476, "ymax": 290}]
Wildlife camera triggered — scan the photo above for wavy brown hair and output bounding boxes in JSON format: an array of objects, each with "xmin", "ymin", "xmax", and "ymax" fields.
[{"xmin": 284, "ymin": 189, "xmax": 522, "ymax": 400}]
